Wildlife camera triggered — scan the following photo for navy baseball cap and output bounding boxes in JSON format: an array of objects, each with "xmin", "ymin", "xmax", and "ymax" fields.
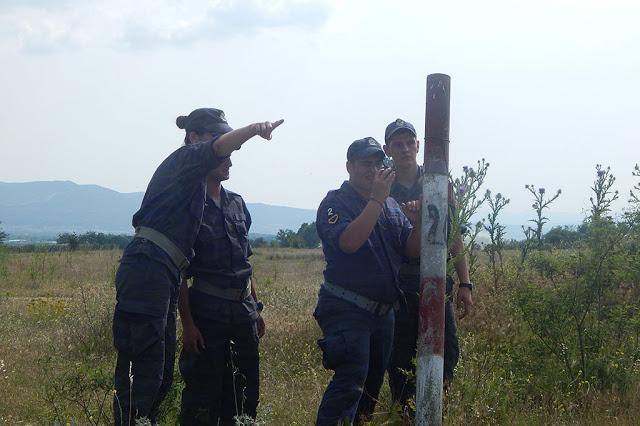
[
  {"xmin": 176, "ymin": 108, "xmax": 233, "ymax": 135},
  {"xmin": 347, "ymin": 137, "xmax": 385, "ymax": 161},
  {"xmin": 384, "ymin": 118, "xmax": 417, "ymax": 142}
]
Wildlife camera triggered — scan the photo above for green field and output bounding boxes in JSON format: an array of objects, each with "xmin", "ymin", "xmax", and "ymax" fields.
[{"xmin": 1, "ymin": 246, "xmax": 639, "ymax": 425}]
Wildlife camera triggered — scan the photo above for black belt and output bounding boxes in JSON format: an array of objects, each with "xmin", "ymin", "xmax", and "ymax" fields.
[{"xmin": 322, "ymin": 282, "xmax": 396, "ymax": 315}]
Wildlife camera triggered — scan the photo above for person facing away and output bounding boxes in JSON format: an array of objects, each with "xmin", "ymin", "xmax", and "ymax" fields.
[
  {"xmin": 177, "ymin": 143, "xmax": 265, "ymax": 424},
  {"xmin": 112, "ymin": 107, "xmax": 283, "ymax": 425},
  {"xmin": 313, "ymin": 136, "xmax": 422, "ymax": 425},
  {"xmin": 382, "ymin": 118, "xmax": 473, "ymax": 417}
]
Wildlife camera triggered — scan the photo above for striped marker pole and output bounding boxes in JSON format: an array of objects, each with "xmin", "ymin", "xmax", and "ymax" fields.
[{"xmin": 415, "ymin": 73, "xmax": 451, "ymax": 426}]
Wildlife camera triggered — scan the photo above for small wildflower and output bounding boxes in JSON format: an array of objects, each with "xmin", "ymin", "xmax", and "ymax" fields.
[
  {"xmin": 459, "ymin": 185, "xmax": 467, "ymax": 193},
  {"xmin": 496, "ymin": 192, "xmax": 502, "ymax": 200},
  {"xmin": 463, "ymin": 166, "xmax": 468, "ymax": 171},
  {"xmin": 597, "ymin": 169, "xmax": 605, "ymax": 176},
  {"xmin": 538, "ymin": 187, "xmax": 545, "ymax": 194}
]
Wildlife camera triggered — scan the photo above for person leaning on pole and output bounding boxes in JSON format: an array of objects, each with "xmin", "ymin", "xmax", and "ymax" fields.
[
  {"xmin": 313, "ymin": 137, "xmax": 422, "ymax": 425},
  {"xmin": 382, "ymin": 118, "xmax": 473, "ymax": 417},
  {"xmin": 177, "ymin": 140, "xmax": 265, "ymax": 424},
  {"xmin": 111, "ymin": 108, "xmax": 283, "ymax": 425}
]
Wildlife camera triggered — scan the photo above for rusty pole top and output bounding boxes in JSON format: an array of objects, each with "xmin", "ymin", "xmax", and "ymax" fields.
[{"xmin": 424, "ymin": 73, "xmax": 451, "ymax": 175}]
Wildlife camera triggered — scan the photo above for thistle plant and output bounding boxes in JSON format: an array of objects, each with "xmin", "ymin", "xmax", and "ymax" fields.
[
  {"xmin": 451, "ymin": 159, "xmax": 490, "ymax": 231},
  {"xmin": 448, "ymin": 159, "xmax": 490, "ymax": 275},
  {"xmin": 523, "ymin": 185, "xmax": 561, "ymax": 251},
  {"xmin": 589, "ymin": 164, "xmax": 618, "ymax": 219},
  {"xmin": 483, "ymin": 190, "xmax": 510, "ymax": 288}
]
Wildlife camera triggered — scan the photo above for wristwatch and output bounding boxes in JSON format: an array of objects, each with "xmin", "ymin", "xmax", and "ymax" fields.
[
  {"xmin": 256, "ymin": 301, "xmax": 264, "ymax": 312},
  {"xmin": 459, "ymin": 283, "xmax": 473, "ymax": 291}
]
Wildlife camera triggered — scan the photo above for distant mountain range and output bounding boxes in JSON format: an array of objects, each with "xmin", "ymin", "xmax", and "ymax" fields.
[
  {"xmin": 0, "ymin": 181, "xmax": 316, "ymax": 240},
  {"xmin": 0, "ymin": 181, "xmax": 586, "ymax": 242}
]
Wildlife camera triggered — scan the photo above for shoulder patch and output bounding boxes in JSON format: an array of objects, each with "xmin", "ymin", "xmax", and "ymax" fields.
[{"xmin": 328, "ymin": 214, "xmax": 338, "ymax": 224}]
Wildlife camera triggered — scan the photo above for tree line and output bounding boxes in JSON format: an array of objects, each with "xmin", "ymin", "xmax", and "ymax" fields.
[{"xmin": 250, "ymin": 222, "xmax": 320, "ymax": 249}]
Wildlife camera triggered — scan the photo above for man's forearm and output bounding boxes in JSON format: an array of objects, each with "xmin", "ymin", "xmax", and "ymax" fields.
[
  {"xmin": 338, "ymin": 200, "xmax": 383, "ymax": 254},
  {"xmin": 451, "ymin": 235, "xmax": 470, "ymax": 282},
  {"xmin": 404, "ymin": 224, "xmax": 422, "ymax": 258},
  {"xmin": 177, "ymin": 276, "xmax": 195, "ymax": 327},
  {"xmin": 212, "ymin": 125, "xmax": 257, "ymax": 157},
  {"xmin": 250, "ymin": 275, "xmax": 258, "ymax": 302}
]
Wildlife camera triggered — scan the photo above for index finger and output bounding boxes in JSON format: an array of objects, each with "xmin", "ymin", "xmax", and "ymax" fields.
[{"xmin": 272, "ymin": 119, "xmax": 284, "ymax": 130}]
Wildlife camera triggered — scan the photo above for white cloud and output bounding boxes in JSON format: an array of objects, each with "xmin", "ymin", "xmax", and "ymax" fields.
[{"xmin": 0, "ymin": 0, "xmax": 334, "ymax": 53}]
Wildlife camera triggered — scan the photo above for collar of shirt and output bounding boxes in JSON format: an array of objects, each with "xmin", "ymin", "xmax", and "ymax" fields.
[
  {"xmin": 340, "ymin": 180, "xmax": 373, "ymax": 204},
  {"xmin": 206, "ymin": 186, "xmax": 229, "ymax": 210}
]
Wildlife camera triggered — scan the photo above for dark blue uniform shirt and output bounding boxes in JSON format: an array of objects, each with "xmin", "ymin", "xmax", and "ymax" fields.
[
  {"xmin": 120, "ymin": 137, "xmax": 228, "ymax": 275},
  {"xmin": 316, "ymin": 181, "xmax": 412, "ymax": 304},
  {"xmin": 389, "ymin": 166, "xmax": 424, "ymax": 208},
  {"xmin": 389, "ymin": 165, "xmax": 464, "ymax": 267},
  {"xmin": 186, "ymin": 188, "xmax": 258, "ymax": 324}
]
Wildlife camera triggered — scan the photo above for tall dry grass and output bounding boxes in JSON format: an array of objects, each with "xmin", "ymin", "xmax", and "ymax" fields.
[{"xmin": 1, "ymin": 247, "xmax": 640, "ymax": 424}]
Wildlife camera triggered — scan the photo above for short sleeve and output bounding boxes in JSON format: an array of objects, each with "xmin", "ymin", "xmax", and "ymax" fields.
[{"xmin": 316, "ymin": 195, "xmax": 352, "ymax": 251}]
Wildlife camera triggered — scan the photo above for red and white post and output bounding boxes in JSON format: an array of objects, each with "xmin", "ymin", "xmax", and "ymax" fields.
[{"xmin": 415, "ymin": 73, "xmax": 451, "ymax": 426}]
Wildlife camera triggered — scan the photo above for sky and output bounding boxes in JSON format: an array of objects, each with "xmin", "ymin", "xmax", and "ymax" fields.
[{"xmin": 1, "ymin": 0, "xmax": 639, "ymax": 221}]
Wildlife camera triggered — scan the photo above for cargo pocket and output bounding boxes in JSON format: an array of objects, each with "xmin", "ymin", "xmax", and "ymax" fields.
[
  {"xmin": 317, "ymin": 333, "xmax": 347, "ymax": 370},
  {"xmin": 113, "ymin": 310, "xmax": 164, "ymax": 357}
]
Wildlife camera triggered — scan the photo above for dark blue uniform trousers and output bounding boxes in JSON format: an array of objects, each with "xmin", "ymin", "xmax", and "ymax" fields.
[
  {"xmin": 314, "ymin": 295, "xmax": 394, "ymax": 425},
  {"xmin": 112, "ymin": 259, "xmax": 179, "ymax": 425},
  {"xmin": 179, "ymin": 317, "xmax": 260, "ymax": 425},
  {"xmin": 387, "ymin": 274, "xmax": 459, "ymax": 409}
]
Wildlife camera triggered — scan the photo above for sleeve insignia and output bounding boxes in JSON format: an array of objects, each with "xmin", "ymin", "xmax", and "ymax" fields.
[{"xmin": 328, "ymin": 214, "xmax": 338, "ymax": 224}]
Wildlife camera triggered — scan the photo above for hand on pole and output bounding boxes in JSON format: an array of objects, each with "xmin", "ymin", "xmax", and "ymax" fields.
[{"xmin": 401, "ymin": 195, "xmax": 423, "ymax": 225}]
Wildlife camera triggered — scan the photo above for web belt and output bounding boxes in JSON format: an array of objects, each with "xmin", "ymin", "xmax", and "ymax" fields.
[
  {"xmin": 192, "ymin": 277, "xmax": 251, "ymax": 301},
  {"xmin": 322, "ymin": 282, "xmax": 395, "ymax": 315},
  {"xmin": 134, "ymin": 226, "xmax": 190, "ymax": 272}
]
